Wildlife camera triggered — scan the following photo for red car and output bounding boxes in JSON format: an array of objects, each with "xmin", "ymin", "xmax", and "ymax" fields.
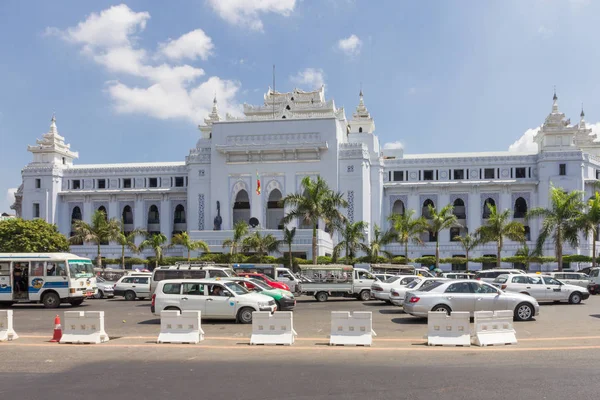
[{"xmin": 236, "ymin": 272, "xmax": 290, "ymax": 291}]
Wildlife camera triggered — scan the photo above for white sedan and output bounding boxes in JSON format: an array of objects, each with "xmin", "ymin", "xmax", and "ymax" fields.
[
  {"xmin": 371, "ymin": 275, "xmax": 419, "ymax": 303},
  {"xmin": 493, "ymin": 274, "xmax": 590, "ymax": 304}
]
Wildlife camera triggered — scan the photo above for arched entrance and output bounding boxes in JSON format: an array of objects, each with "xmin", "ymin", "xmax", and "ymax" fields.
[
  {"xmin": 266, "ymin": 189, "xmax": 283, "ymax": 229},
  {"xmin": 233, "ymin": 190, "xmax": 250, "ymax": 225}
]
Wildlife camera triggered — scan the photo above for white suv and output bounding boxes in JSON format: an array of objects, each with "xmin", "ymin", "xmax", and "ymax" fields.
[
  {"xmin": 493, "ymin": 273, "xmax": 589, "ymax": 304},
  {"xmin": 114, "ymin": 275, "xmax": 151, "ymax": 301},
  {"xmin": 151, "ymin": 279, "xmax": 277, "ymax": 323}
]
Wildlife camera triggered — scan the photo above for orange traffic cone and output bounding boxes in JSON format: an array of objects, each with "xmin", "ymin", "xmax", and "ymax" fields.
[{"xmin": 50, "ymin": 314, "xmax": 62, "ymax": 342}]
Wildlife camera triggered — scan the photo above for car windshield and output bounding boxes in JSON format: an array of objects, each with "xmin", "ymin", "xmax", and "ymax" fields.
[
  {"xmin": 543, "ymin": 277, "xmax": 562, "ymax": 285},
  {"xmin": 385, "ymin": 276, "xmax": 401, "ymax": 283},
  {"xmin": 68, "ymin": 261, "xmax": 94, "ymax": 278},
  {"xmin": 494, "ymin": 276, "xmax": 508, "ymax": 283},
  {"xmin": 224, "ymin": 281, "xmax": 249, "ymax": 295},
  {"xmin": 419, "ymin": 281, "xmax": 445, "ymax": 292},
  {"xmin": 97, "ymin": 277, "xmax": 106, "ymax": 283},
  {"xmin": 249, "ymin": 279, "xmax": 272, "ymax": 290},
  {"xmin": 406, "ymin": 279, "xmax": 422, "ymax": 289}
]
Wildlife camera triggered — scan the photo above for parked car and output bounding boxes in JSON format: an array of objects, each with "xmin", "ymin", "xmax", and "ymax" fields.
[
  {"xmin": 220, "ymin": 277, "xmax": 296, "ymax": 311},
  {"xmin": 442, "ymin": 272, "xmax": 475, "ymax": 280},
  {"xmin": 492, "ymin": 274, "xmax": 589, "ymax": 304},
  {"xmin": 151, "ymin": 279, "xmax": 276, "ymax": 323},
  {"xmin": 151, "ymin": 265, "xmax": 234, "ymax": 294},
  {"xmin": 389, "ymin": 277, "xmax": 449, "ymax": 307},
  {"xmin": 114, "ymin": 275, "xmax": 151, "ymax": 301},
  {"xmin": 403, "ymin": 280, "xmax": 540, "ymax": 321},
  {"xmin": 545, "ymin": 272, "xmax": 590, "ymax": 288},
  {"xmin": 235, "ymin": 272, "xmax": 291, "ymax": 291},
  {"xmin": 93, "ymin": 277, "xmax": 115, "ymax": 299},
  {"xmin": 474, "ymin": 269, "xmax": 525, "ymax": 283},
  {"xmin": 371, "ymin": 275, "xmax": 419, "ymax": 302}
]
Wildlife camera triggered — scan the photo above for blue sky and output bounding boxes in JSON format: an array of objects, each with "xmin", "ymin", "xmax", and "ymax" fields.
[{"xmin": 2, "ymin": 0, "xmax": 600, "ymax": 213}]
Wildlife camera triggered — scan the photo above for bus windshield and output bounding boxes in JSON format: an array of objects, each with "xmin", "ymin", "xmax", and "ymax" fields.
[{"xmin": 68, "ymin": 261, "xmax": 94, "ymax": 278}]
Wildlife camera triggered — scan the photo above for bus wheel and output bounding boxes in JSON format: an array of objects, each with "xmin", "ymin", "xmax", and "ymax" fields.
[
  {"xmin": 70, "ymin": 299, "xmax": 84, "ymax": 307},
  {"xmin": 42, "ymin": 292, "xmax": 60, "ymax": 309}
]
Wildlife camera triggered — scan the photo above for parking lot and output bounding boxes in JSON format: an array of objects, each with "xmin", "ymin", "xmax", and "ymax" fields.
[{"xmin": 6, "ymin": 294, "xmax": 600, "ymax": 347}]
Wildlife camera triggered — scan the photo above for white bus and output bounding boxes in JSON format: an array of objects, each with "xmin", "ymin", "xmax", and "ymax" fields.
[{"xmin": 0, "ymin": 253, "xmax": 97, "ymax": 308}]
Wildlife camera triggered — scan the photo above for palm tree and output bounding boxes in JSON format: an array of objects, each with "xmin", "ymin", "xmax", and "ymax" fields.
[
  {"xmin": 527, "ymin": 187, "xmax": 584, "ymax": 271},
  {"xmin": 281, "ymin": 227, "xmax": 296, "ymax": 269},
  {"xmin": 140, "ymin": 233, "xmax": 169, "ymax": 270},
  {"xmin": 69, "ymin": 209, "xmax": 122, "ymax": 268},
  {"xmin": 116, "ymin": 228, "xmax": 146, "ymax": 268},
  {"xmin": 578, "ymin": 192, "xmax": 600, "ymax": 269},
  {"xmin": 222, "ymin": 221, "xmax": 248, "ymax": 261},
  {"xmin": 242, "ymin": 231, "xmax": 280, "ymax": 261},
  {"xmin": 515, "ymin": 243, "xmax": 540, "ymax": 272},
  {"xmin": 333, "ymin": 221, "xmax": 370, "ymax": 264},
  {"xmin": 426, "ymin": 204, "xmax": 459, "ymax": 269},
  {"xmin": 477, "ymin": 204, "xmax": 525, "ymax": 269},
  {"xmin": 453, "ymin": 233, "xmax": 480, "ymax": 270},
  {"xmin": 172, "ymin": 232, "xmax": 210, "ymax": 262},
  {"xmin": 387, "ymin": 209, "xmax": 427, "ymax": 263},
  {"xmin": 282, "ymin": 176, "xmax": 348, "ymax": 264},
  {"xmin": 366, "ymin": 224, "xmax": 393, "ymax": 262}
]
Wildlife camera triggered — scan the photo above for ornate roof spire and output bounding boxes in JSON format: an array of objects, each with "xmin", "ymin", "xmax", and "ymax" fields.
[
  {"xmin": 552, "ymin": 87, "xmax": 559, "ymax": 113},
  {"xmin": 580, "ymin": 103, "xmax": 585, "ymax": 118},
  {"xmin": 49, "ymin": 113, "xmax": 58, "ymax": 135}
]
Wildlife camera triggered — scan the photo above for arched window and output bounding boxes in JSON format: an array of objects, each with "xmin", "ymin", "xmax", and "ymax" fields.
[
  {"xmin": 359, "ymin": 127, "xmax": 363, "ymax": 133},
  {"xmin": 122, "ymin": 206, "xmax": 133, "ymax": 225},
  {"xmin": 514, "ymin": 197, "xmax": 527, "ymax": 218},
  {"xmin": 71, "ymin": 206, "xmax": 82, "ymax": 225},
  {"xmin": 482, "ymin": 198, "xmax": 496, "ymax": 219},
  {"xmin": 97, "ymin": 206, "xmax": 108, "ymax": 221},
  {"xmin": 422, "ymin": 199, "xmax": 435, "ymax": 219},
  {"xmin": 233, "ymin": 190, "xmax": 250, "ymax": 225},
  {"xmin": 148, "ymin": 205, "xmax": 160, "ymax": 225},
  {"xmin": 267, "ymin": 189, "xmax": 284, "ymax": 230},
  {"xmin": 392, "ymin": 199, "xmax": 405, "ymax": 216},
  {"xmin": 174, "ymin": 204, "xmax": 186, "ymax": 224},
  {"xmin": 453, "ymin": 198, "xmax": 466, "ymax": 219}
]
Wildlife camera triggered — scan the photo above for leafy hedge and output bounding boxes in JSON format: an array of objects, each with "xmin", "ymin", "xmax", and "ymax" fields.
[{"xmin": 103, "ymin": 258, "xmax": 148, "ymax": 267}]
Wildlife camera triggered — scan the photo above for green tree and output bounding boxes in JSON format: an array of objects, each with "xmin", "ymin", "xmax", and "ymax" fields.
[
  {"xmin": 333, "ymin": 221, "xmax": 370, "ymax": 264},
  {"xmin": 172, "ymin": 232, "xmax": 210, "ymax": 262},
  {"xmin": 282, "ymin": 176, "xmax": 348, "ymax": 264},
  {"xmin": 116, "ymin": 228, "xmax": 146, "ymax": 269},
  {"xmin": 69, "ymin": 210, "xmax": 122, "ymax": 267},
  {"xmin": 242, "ymin": 231, "xmax": 280, "ymax": 261},
  {"xmin": 366, "ymin": 224, "xmax": 393, "ymax": 262},
  {"xmin": 425, "ymin": 204, "xmax": 459, "ymax": 269},
  {"xmin": 578, "ymin": 192, "xmax": 600, "ymax": 269},
  {"xmin": 0, "ymin": 218, "xmax": 69, "ymax": 253},
  {"xmin": 477, "ymin": 204, "xmax": 525, "ymax": 269},
  {"xmin": 514, "ymin": 243, "xmax": 540, "ymax": 271},
  {"xmin": 222, "ymin": 221, "xmax": 249, "ymax": 261},
  {"xmin": 527, "ymin": 187, "xmax": 584, "ymax": 271},
  {"xmin": 280, "ymin": 227, "xmax": 296, "ymax": 269},
  {"xmin": 387, "ymin": 209, "xmax": 427, "ymax": 263},
  {"xmin": 453, "ymin": 233, "xmax": 480, "ymax": 269},
  {"xmin": 139, "ymin": 233, "xmax": 169, "ymax": 270}
]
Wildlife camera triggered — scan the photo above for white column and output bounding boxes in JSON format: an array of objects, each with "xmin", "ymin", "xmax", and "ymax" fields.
[
  {"xmin": 83, "ymin": 201, "xmax": 92, "ymax": 224},
  {"xmin": 160, "ymin": 198, "xmax": 172, "ymax": 239},
  {"xmin": 438, "ymin": 191, "xmax": 451, "ymax": 243}
]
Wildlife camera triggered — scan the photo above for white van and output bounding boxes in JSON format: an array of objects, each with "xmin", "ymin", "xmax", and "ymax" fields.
[
  {"xmin": 151, "ymin": 279, "xmax": 276, "ymax": 323},
  {"xmin": 150, "ymin": 265, "xmax": 234, "ymax": 294}
]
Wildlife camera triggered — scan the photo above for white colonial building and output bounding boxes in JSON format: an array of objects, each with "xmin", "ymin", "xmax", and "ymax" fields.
[{"xmin": 11, "ymin": 88, "xmax": 600, "ymax": 270}]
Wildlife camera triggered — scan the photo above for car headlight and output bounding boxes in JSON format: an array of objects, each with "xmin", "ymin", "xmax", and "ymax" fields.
[{"xmin": 258, "ymin": 301, "xmax": 270, "ymax": 308}]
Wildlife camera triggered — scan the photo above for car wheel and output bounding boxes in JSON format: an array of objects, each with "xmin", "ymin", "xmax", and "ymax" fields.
[
  {"xmin": 569, "ymin": 292, "xmax": 582, "ymax": 304},
  {"xmin": 359, "ymin": 290, "xmax": 371, "ymax": 302},
  {"xmin": 315, "ymin": 292, "xmax": 328, "ymax": 302},
  {"xmin": 514, "ymin": 302, "xmax": 534, "ymax": 321},
  {"xmin": 124, "ymin": 291, "xmax": 136, "ymax": 301},
  {"xmin": 42, "ymin": 292, "xmax": 60, "ymax": 309},
  {"xmin": 431, "ymin": 304, "xmax": 451, "ymax": 315},
  {"xmin": 94, "ymin": 290, "xmax": 104, "ymax": 299},
  {"xmin": 237, "ymin": 307, "xmax": 254, "ymax": 324}
]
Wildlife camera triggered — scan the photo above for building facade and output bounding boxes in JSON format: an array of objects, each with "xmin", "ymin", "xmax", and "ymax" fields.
[{"xmin": 12, "ymin": 88, "xmax": 600, "ymax": 270}]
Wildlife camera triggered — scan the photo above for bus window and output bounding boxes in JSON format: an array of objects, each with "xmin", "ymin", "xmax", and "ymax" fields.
[
  {"xmin": 0, "ymin": 262, "xmax": 9, "ymax": 276},
  {"xmin": 32, "ymin": 262, "xmax": 45, "ymax": 277}
]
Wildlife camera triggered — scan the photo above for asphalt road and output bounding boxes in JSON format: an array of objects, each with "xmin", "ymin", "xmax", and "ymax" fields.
[{"xmin": 1, "ymin": 346, "xmax": 599, "ymax": 400}]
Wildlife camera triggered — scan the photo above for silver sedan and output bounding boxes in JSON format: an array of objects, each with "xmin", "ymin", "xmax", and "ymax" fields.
[{"xmin": 403, "ymin": 280, "xmax": 540, "ymax": 321}]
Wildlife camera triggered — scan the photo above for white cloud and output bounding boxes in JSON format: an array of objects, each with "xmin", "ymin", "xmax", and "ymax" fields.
[
  {"xmin": 383, "ymin": 142, "xmax": 404, "ymax": 150},
  {"xmin": 207, "ymin": 0, "xmax": 296, "ymax": 31},
  {"xmin": 290, "ymin": 68, "xmax": 325, "ymax": 89},
  {"xmin": 158, "ymin": 29, "xmax": 214, "ymax": 61},
  {"xmin": 47, "ymin": 4, "xmax": 241, "ymax": 123},
  {"xmin": 6, "ymin": 188, "xmax": 16, "ymax": 208},
  {"xmin": 508, "ymin": 127, "xmax": 540, "ymax": 152},
  {"xmin": 337, "ymin": 34, "xmax": 362, "ymax": 56}
]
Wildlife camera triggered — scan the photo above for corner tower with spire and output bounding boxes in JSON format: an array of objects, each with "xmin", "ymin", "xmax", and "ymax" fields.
[
  {"xmin": 27, "ymin": 115, "xmax": 78, "ymax": 166},
  {"xmin": 533, "ymin": 90, "xmax": 579, "ymax": 152},
  {"xmin": 348, "ymin": 89, "xmax": 375, "ymax": 134}
]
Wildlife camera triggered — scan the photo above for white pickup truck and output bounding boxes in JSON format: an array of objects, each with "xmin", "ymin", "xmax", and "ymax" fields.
[{"xmin": 297, "ymin": 265, "xmax": 378, "ymax": 302}]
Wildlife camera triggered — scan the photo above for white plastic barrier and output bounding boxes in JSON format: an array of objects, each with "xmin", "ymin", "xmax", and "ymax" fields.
[
  {"xmin": 427, "ymin": 311, "xmax": 471, "ymax": 347},
  {"xmin": 157, "ymin": 310, "xmax": 204, "ymax": 344},
  {"xmin": 330, "ymin": 311, "xmax": 377, "ymax": 346},
  {"xmin": 60, "ymin": 311, "xmax": 109, "ymax": 344},
  {"xmin": 472, "ymin": 310, "xmax": 517, "ymax": 347},
  {"xmin": 0, "ymin": 310, "xmax": 18, "ymax": 342},
  {"xmin": 250, "ymin": 311, "xmax": 297, "ymax": 345}
]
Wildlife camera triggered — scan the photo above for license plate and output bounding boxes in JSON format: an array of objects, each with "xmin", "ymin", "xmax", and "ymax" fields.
[{"xmin": 86, "ymin": 291, "xmax": 94, "ymax": 297}]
